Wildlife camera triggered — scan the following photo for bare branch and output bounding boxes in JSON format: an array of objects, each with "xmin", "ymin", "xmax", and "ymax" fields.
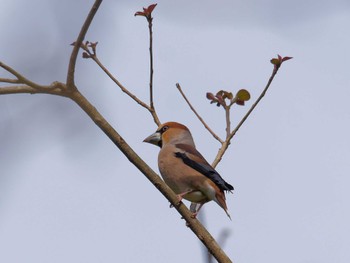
[
  {"xmin": 207, "ymin": 229, "xmax": 231, "ymax": 263},
  {"xmin": 224, "ymin": 106, "xmax": 231, "ymax": 139},
  {"xmin": 0, "ymin": 61, "xmax": 44, "ymax": 89},
  {"xmin": 0, "ymin": 82, "xmax": 69, "ymax": 97},
  {"xmin": 0, "ymin": 85, "xmax": 40, "ymax": 95},
  {"xmin": 1, "ymin": 1, "xmax": 244, "ymax": 261},
  {"xmin": 68, "ymin": 89, "xmax": 232, "ymax": 263},
  {"xmin": 0, "ymin": 78, "xmax": 20, "ymax": 84},
  {"xmin": 134, "ymin": 4, "xmax": 160, "ymax": 126},
  {"xmin": 85, "ymin": 53, "xmax": 161, "ymax": 125},
  {"xmin": 176, "ymin": 83, "xmax": 223, "ymax": 144},
  {"xmin": 66, "ymin": 0, "xmax": 103, "ymax": 89},
  {"xmin": 148, "ymin": 14, "xmax": 155, "ymax": 111},
  {"xmin": 0, "ymin": 80, "xmax": 232, "ymax": 262},
  {"xmin": 212, "ymin": 66, "xmax": 281, "ymax": 167},
  {"xmin": 230, "ymin": 67, "xmax": 280, "ymax": 141}
]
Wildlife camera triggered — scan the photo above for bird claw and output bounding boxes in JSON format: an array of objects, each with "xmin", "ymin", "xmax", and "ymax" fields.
[
  {"xmin": 169, "ymin": 196, "xmax": 182, "ymax": 208},
  {"xmin": 176, "ymin": 195, "xmax": 183, "ymax": 206},
  {"xmin": 190, "ymin": 212, "xmax": 198, "ymax": 219}
]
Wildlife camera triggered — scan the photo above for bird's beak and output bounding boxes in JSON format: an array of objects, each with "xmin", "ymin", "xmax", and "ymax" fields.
[{"xmin": 143, "ymin": 132, "xmax": 162, "ymax": 147}]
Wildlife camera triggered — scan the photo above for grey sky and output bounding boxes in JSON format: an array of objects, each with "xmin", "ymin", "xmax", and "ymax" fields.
[{"xmin": 1, "ymin": 1, "xmax": 349, "ymax": 262}]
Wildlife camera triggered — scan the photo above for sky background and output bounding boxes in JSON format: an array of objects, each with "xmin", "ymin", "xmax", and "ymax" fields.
[{"xmin": 1, "ymin": 1, "xmax": 350, "ymax": 262}]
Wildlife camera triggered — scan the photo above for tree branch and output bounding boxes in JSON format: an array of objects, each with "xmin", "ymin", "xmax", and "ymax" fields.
[
  {"xmin": 84, "ymin": 52, "xmax": 161, "ymax": 125},
  {"xmin": 0, "ymin": 61, "xmax": 44, "ymax": 89},
  {"xmin": 0, "ymin": 79, "xmax": 76, "ymax": 98},
  {"xmin": 148, "ymin": 14, "xmax": 155, "ymax": 111},
  {"xmin": 1, "ymin": 1, "xmax": 232, "ymax": 260},
  {"xmin": 176, "ymin": 83, "xmax": 223, "ymax": 144},
  {"xmin": 90, "ymin": 55, "xmax": 151, "ymax": 109},
  {"xmin": 68, "ymin": 90, "xmax": 232, "ymax": 263},
  {"xmin": 66, "ymin": 0, "xmax": 103, "ymax": 89},
  {"xmin": 148, "ymin": 22, "xmax": 161, "ymax": 126},
  {"xmin": 212, "ymin": 65, "xmax": 281, "ymax": 167},
  {"xmin": 0, "ymin": 78, "xmax": 20, "ymax": 84},
  {"xmin": 0, "ymin": 81, "xmax": 232, "ymax": 262},
  {"xmin": 224, "ymin": 105, "xmax": 231, "ymax": 139}
]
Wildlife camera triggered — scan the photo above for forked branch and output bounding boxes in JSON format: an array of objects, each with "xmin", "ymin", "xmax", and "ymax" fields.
[
  {"xmin": 78, "ymin": 42, "xmax": 160, "ymax": 126},
  {"xmin": 176, "ymin": 56, "xmax": 292, "ymax": 169},
  {"xmin": 67, "ymin": 0, "xmax": 103, "ymax": 89},
  {"xmin": 0, "ymin": 1, "xmax": 232, "ymax": 262},
  {"xmin": 75, "ymin": 3, "xmax": 161, "ymax": 126}
]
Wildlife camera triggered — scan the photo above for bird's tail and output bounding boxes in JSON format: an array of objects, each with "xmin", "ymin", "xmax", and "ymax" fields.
[{"xmin": 215, "ymin": 192, "xmax": 231, "ymax": 220}]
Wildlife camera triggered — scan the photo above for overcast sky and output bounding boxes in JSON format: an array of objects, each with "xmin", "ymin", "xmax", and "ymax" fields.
[{"xmin": 1, "ymin": 1, "xmax": 350, "ymax": 262}]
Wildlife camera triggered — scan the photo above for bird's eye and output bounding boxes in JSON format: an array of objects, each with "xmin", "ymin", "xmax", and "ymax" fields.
[{"xmin": 161, "ymin": 125, "xmax": 169, "ymax": 133}]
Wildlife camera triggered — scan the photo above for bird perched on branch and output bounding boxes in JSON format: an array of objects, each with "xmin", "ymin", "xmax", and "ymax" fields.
[{"xmin": 144, "ymin": 122, "xmax": 233, "ymax": 219}]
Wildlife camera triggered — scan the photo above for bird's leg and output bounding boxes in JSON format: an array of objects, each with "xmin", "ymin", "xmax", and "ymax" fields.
[
  {"xmin": 190, "ymin": 203, "xmax": 204, "ymax": 219},
  {"xmin": 169, "ymin": 189, "xmax": 195, "ymax": 208},
  {"xmin": 176, "ymin": 189, "xmax": 195, "ymax": 205},
  {"xmin": 190, "ymin": 202, "xmax": 198, "ymax": 213}
]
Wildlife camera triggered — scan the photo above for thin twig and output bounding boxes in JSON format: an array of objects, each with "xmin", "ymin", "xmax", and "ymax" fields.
[
  {"xmin": 86, "ymin": 53, "xmax": 161, "ymax": 125},
  {"xmin": 148, "ymin": 16, "xmax": 155, "ymax": 110},
  {"xmin": 91, "ymin": 55, "xmax": 150, "ymax": 109},
  {"xmin": 0, "ymin": 61, "xmax": 44, "ymax": 89},
  {"xmin": 212, "ymin": 66, "xmax": 280, "ymax": 167},
  {"xmin": 230, "ymin": 67, "xmax": 279, "ymax": 140},
  {"xmin": 224, "ymin": 106, "xmax": 231, "ymax": 139},
  {"xmin": 0, "ymin": 78, "xmax": 20, "ymax": 84},
  {"xmin": 176, "ymin": 83, "xmax": 223, "ymax": 144},
  {"xmin": 0, "ymin": 82, "xmax": 67, "ymax": 96},
  {"xmin": 147, "ymin": 16, "xmax": 161, "ymax": 126},
  {"xmin": 66, "ymin": 0, "xmax": 103, "ymax": 89}
]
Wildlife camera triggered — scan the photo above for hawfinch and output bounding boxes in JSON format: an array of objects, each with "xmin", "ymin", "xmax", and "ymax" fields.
[{"xmin": 144, "ymin": 122, "xmax": 233, "ymax": 218}]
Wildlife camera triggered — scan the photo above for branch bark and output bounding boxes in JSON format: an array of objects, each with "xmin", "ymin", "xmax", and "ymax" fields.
[{"xmin": 66, "ymin": 0, "xmax": 103, "ymax": 89}]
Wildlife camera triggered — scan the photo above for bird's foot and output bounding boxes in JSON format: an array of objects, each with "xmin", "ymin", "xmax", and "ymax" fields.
[
  {"xmin": 190, "ymin": 212, "xmax": 198, "ymax": 219},
  {"xmin": 169, "ymin": 195, "xmax": 183, "ymax": 208},
  {"xmin": 175, "ymin": 194, "xmax": 184, "ymax": 206}
]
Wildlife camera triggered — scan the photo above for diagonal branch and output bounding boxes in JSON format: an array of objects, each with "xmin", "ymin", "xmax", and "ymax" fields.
[
  {"xmin": 212, "ymin": 66, "xmax": 281, "ymax": 167},
  {"xmin": 90, "ymin": 55, "xmax": 151, "ymax": 109},
  {"xmin": 1, "ymin": 61, "xmax": 69, "ymax": 95},
  {"xmin": 0, "ymin": 82, "xmax": 232, "ymax": 263},
  {"xmin": 1, "ymin": 1, "xmax": 230, "ymax": 260},
  {"xmin": 176, "ymin": 83, "xmax": 223, "ymax": 144},
  {"xmin": 0, "ymin": 61, "xmax": 44, "ymax": 89},
  {"xmin": 84, "ymin": 51, "xmax": 161, "ymax": 126},
  {"xmin": 69, "ymin": 89, "xmax": 232, "ymax": 263},
  {"xmin": 66, "ymin": 0, "xmax": 103, "ymax": 89},
  {"xmin": 1, "ymin": 1, "xmax": 235, "ymax": 261}
]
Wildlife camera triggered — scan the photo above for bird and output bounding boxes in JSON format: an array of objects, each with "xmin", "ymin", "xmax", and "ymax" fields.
[{"xmin": 143, "ymin": 121, "xmax": 233, "ymax": 219}]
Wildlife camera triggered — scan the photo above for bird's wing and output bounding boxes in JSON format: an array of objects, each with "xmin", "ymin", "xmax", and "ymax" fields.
[{"xmin": 174, "ymin": 143, "xmax": 234, "ymax": 192}]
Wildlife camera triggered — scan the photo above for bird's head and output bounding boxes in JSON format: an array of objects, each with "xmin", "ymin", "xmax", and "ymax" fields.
[{"xmin": 143, "ymin": 122, "xmax": 195, "ymax": 148}]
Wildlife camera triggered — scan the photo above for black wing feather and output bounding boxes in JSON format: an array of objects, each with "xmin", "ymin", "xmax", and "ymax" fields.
[{"xmin": 174, "ymin": 152, "xmax": 234, "ymax": 192}]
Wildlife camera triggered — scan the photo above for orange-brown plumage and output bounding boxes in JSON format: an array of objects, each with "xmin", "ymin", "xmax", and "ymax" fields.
[{"xmin": 144, "ymin": 122, "xmax": 233, "ymax": 218}]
